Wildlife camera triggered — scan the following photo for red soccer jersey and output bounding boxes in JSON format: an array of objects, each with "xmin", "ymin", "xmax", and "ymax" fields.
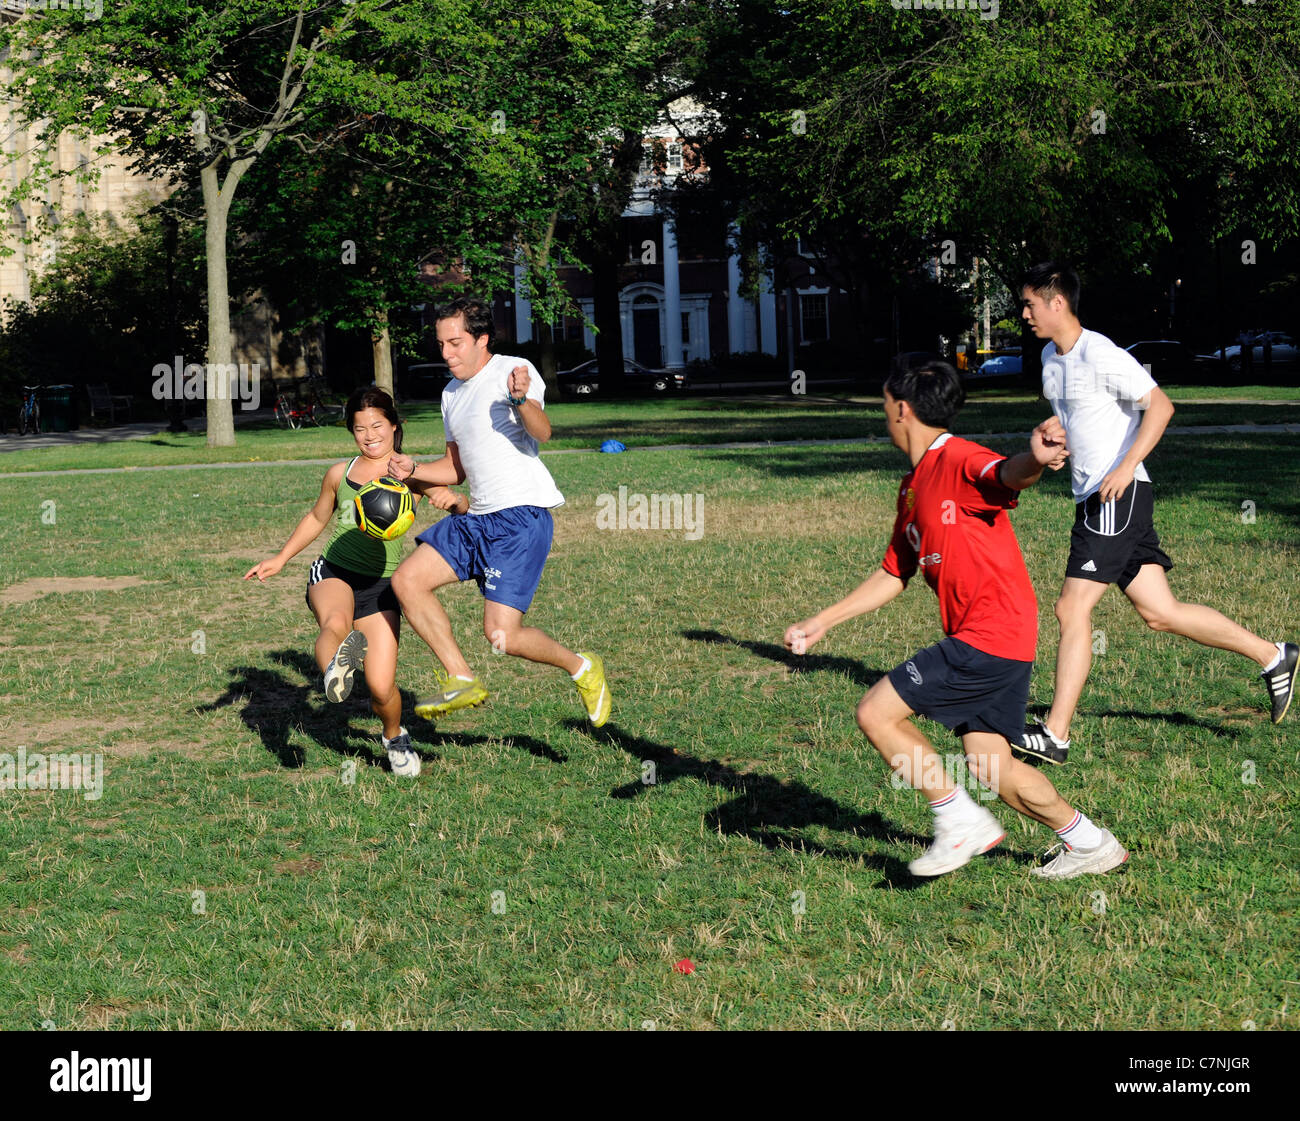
[{"xmin": 881, "ymin": 432, "xmax": 1037, "ymax": 661}]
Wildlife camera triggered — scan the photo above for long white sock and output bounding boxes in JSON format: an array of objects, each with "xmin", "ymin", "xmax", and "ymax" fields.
[
  {"xmin": 1057, "ymin": 810, "xmax": 1105, "ymax": 850},
  {"xmin": 929, "ymin": 786, "xmax": 978, "ymax": 821}
]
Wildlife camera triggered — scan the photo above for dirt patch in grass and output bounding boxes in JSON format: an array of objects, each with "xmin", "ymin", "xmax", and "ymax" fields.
[
  {"xmin": 5, "ymin": 944, "xmax": 30, "ymax": 964},
  {"xmin": 0, "ymin": 576, "xmax": 152, "ymax": 605},
  {"xmin": 274, "ymin": 856, "xmax": 324, "ymax": 875}
]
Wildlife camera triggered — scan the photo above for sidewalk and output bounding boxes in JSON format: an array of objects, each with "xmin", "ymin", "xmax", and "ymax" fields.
[{"xmin": 0, "ymin": 407, "xmax": 275, "ymax": 454}]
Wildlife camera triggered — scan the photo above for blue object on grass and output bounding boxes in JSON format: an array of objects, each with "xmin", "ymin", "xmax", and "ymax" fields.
[{"xmin": 600, "ymin": 439, "xmax": 626, "ymax": 454}]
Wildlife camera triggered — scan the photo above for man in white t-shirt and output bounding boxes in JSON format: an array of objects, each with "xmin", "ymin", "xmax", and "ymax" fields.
[
  {"xmin": 388, "ymin": 297, "xmax": 611, "ymax": 730},
  {"xmin": 1015, "ymin": 263, "xmax": 1296, "ymax": 765}
]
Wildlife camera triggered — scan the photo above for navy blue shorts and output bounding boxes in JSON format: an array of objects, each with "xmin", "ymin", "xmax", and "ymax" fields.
[
  {"xmin": 887, "ymin": 637, "xmax": 1033, "ymax": 744},
  {"xmin": 416, "ymin": 505, "xmax": 554, "ymax": 614}
]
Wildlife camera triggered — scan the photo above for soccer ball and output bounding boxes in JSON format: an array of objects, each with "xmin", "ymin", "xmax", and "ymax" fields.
[{"xmin": 354, "ymin": 477, "xmax": 415, "ymax": 541}]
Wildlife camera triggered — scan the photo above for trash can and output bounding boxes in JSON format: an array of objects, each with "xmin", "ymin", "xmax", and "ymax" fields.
[{"xmin": 41, "ymin": 384, "xmax": 78, "ymax": 432}]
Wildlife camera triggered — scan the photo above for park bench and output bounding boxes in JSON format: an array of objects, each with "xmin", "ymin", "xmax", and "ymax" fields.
[{"xmin": 86, "ymin": 383, "xmax": 135, "ymax": 425}]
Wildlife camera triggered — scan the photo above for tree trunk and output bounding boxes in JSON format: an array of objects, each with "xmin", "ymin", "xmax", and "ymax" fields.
[
  {"xmin": 591, "ymin": 221, "xmax": 625, "ymax": 393},
  {"xmin": 539, "ymin": 321, "xmax": 556, "ymax": 385},
  {"xmin": 371, "ymin": 308, "xmax": 393, "ymax": 396},
  {"xmin": 201, "ymin": 160, "xmax": 237, "ymax": 448}
]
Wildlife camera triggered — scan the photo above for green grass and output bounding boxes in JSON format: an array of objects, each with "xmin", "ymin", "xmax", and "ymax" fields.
[
  {"xmin": 0, "ymin": 416, "xmax": 1297, "ymax": 1029},
  {"xmin": 2, "ymin": 385, "xmax": 1299, "ymax": 475}
]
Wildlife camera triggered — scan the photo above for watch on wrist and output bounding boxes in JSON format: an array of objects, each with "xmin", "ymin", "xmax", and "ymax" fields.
[{"xmin": 508, "ymin": 393, "xmax": 527, "ymax": 406}]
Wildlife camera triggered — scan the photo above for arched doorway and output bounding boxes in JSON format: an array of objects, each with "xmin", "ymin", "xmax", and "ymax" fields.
[{"xmin": 632, "ymin": 293, "xmax": 661, "ymax": 368}]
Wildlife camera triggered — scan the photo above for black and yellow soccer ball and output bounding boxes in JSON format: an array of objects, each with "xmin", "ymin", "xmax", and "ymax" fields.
[{"xmin": 354, "ymin": 477, "xmax": 415, "ymax": 541}]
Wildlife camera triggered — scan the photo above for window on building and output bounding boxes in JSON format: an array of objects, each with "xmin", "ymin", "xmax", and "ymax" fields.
[
  {"xmin": 800, "ymin": 293, "xmax": 828, "ymax": 342},
  {"xmin": 681, "ymin": 312, "xmax": 690, "ymax": 344},
  {"xmin": 667, "ymin": 144, "xmax": 683, "ymax": 173}
]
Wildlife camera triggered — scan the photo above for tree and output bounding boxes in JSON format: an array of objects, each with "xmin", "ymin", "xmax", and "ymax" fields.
[{"xmin": 0, "ymin": 1, "xmax": 496, "ymax": 445}]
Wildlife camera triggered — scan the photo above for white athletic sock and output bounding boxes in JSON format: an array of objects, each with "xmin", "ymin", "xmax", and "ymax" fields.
[
  {"xmin": 571, "ymin": 656, "xmax": 592, "ymax": 680},
  {"xmin": 928, "ymin": 786, "xmax": 978, "ymax": 821},
  {"xmin": 1057, "ymin": 810, "xmax": 1105, "ymax": 851},
  {"xmin": 1262, "ymin": 642, "xmax": 1285, "ymax": 673}
]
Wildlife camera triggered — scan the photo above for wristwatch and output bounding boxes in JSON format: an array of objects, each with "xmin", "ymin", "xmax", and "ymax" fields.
[{"xmin": 508, "ymin": 393, "xmax": 527, "ymax": 406}]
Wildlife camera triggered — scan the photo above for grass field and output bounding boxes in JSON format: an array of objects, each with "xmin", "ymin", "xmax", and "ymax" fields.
[{"xmin": 1, "ymin": 397, "xmax": 1297, "ymax": 1029}]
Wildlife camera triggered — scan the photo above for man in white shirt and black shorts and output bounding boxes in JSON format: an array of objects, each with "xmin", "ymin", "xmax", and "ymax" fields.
[
  {"xmin": 387, "ymin": 297, "xmax": 612, "ymax": 731},
  {"xmin": 1016, "ymin": 262, "xmax": 1296, "ymax": 764}
]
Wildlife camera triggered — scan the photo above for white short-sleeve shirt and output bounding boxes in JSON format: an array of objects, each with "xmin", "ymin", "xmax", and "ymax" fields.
[
  {"xmin": 440, "ymin": 353, "xmax": 565, "ymax": 514},
  {"xmin": 1041, "ymin": 328, "xmax": 1158, "ymax": 502}
]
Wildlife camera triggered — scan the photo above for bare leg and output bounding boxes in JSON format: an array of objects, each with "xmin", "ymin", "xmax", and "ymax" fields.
[
  {"xmin": 355, "ymin": 609, "xmax": 402, "ymax": 739},
  {"xmin": 307, "ymin": 578, "xmax": 356, "ymax": 673},
  {"xmin": 483, "ymin": 600, "xmax": 583, "ymax": 676},
  {"xmin": 962, "ymin": 731, "xmax": 1073, "ymax": 830},
  {"xmin": 390, "ymin": 542, "xmax": 473, "ymax": 679},
  {"xmin": 1124, "ymin": 564, "xmax": 1276, "ymax": 666},
  {"xmin": 855, "ymin": 677, "xmax": 955, "ymax": 798},
  {"xmin": 1045, "ymin": 577, "xmax": 1111, "ymax": 740}
]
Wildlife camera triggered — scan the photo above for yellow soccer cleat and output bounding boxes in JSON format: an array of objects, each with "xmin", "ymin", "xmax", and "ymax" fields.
[
  {"xmin": 573, "ymin": 652, "xmax": 611, "ymax": 728},
  {"xmin": 414, "ymin": 670, "xmax": 489, "ymax": 720}
]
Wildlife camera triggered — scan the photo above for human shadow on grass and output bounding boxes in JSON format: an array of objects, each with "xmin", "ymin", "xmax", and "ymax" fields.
[
  {"xmin": 199, "ymin": 648, "xmax": 565, "ymax": 769},
  {"xmin": 681, "ymin": 628, "xmax": 884, "ymax": 692},
  {"xmin": 573, "ymin": 719, "xmax": 1032, "ymax": 887},
  {"xmin": 1085, "ymin": 709, "xmax": 1240, "ymax": 741}
]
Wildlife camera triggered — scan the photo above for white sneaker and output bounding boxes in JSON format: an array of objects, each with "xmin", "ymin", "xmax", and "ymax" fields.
[
  {"xmin": 383, "ymin": 727, "xmax": 420, "ymax": 778},
  {"xmin": 908, "ymin": 806, "xmax": 1005, "ymax": 877},
  {"xmin": 323, "ymin": 630, "xmax": 367, "ymax": 703},
  {"xmin": 1031, "ymin": 829, "xmax": 1128, "ymax": 879}
]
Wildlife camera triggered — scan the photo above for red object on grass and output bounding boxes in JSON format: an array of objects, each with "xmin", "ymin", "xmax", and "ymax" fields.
[{"xmin": 673, "ymin": 958, "xmax": 695, "ymax": 974}]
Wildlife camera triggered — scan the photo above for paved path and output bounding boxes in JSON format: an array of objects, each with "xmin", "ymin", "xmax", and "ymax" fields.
[{"xmin": 3, "ymin": 422, "xmax": 1299, "ymax": 480}]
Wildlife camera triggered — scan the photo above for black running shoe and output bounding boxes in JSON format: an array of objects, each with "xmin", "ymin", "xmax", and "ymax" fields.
[
  {"xmin": 1262, "ymin": 643, "xmax": 1298, "ymax": 724},
  {"xmin": 1013, "ymin": 717, "xmax": 1070, "ymax": 765}
]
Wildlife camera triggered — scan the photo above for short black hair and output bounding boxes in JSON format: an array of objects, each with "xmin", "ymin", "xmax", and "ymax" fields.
[
  {"xmin": 1021, "ymin": 261, "xmax": 1081, "ymax": 316},
  {"xmin": 435, "ymin": 296, "xmax": 494, "ymax": 344},
  {"xmin": 883, "ymin": 360, "xmax": 966, "ymax": 429}
]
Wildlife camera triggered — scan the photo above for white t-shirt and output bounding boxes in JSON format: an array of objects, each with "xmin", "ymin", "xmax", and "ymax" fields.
[
  {"xmin": 440, "ymin": 353, "xmax": 564, "ymax": 515},
  {"xmin": 1041, "ymin": 328, "xmax": 1158, "ymax": 502}
]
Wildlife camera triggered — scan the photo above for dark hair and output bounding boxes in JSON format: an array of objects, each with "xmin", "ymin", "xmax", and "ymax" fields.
[
  {"xmin": 435, "ymin": 295, "xmax": 494, "ymax": 345},
  {"xmin": 1021, "ymin": 261, "xmax": 1081, "ymax": 316},
  {"xmin": 345, "ymin": 386, "xmax": 403, "ymax": 453},
  {"xmin": 883, "ymin": 359, "xmax": 966, "ymax": 428}
]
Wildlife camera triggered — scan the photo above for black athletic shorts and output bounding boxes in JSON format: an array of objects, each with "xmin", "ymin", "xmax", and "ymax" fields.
[
  {"xmin": 305, "ymin": 556, "xmax": 399, "ymax": 620},
  {"xmin": 887, "ymin": 636, "xmax": 1033, "ymax": 744},
  {"xmin": 1066, "ymin": 480, "xmax": 1173, "ymax": 590}
]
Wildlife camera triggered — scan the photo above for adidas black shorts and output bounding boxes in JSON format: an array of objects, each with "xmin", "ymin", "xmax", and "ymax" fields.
[
  {"xmin": 305, "ymin": 556, "xmax": 399, "ymax": 620},
  {"xmin": 887, "ymin": 636, "xmax": 1033, "ymax": 744},
  {"xmin": 1065, "ymin": 480, "xmax": 1172, "ymax": 590}
]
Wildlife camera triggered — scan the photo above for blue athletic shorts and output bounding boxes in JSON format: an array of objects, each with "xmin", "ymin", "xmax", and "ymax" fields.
[
  {"xmin": 887, "ymin": 636, "xmax": 1033, "ymax": 744},
  {"xmin": 416, "ymin": 505, "xmax": 554, "ymax": 614}
]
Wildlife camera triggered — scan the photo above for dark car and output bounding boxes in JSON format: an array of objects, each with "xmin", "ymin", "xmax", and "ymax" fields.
[
  {"xmin": 1123, "ymin": 341, "xmax": 1226, "ymax": 385},
  {"xmin": 557, "ymin": 358, "xmax": 683, "ymax": 398},
  {"xmin": 396, "ymin": 362, "xmax": 452, "ymax": 399}
]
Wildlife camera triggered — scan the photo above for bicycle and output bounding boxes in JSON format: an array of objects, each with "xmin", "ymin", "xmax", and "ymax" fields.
[
  {"xmin": 17, "ymin": 385, "xmax": 41, "ymax": 436},
  {"xmin": 273, "ymin": 374, "xmax": 343, "ymax": 429}
]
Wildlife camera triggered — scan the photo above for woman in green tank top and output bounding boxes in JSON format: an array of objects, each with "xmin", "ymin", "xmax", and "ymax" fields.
[{"xmin": 244, "ymin": 387, "xmax": 467, "ymax": 777}]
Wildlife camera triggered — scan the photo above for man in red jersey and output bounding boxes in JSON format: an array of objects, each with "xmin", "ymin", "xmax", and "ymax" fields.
[{"xmin": 785, "ymin": 360, "xmax": 1127, "ymax": 879}]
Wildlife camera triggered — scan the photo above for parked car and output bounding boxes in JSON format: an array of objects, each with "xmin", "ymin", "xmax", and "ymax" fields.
[
  {"xmin": 1123, "ymin": 340, "xmax": 1226, "ymax": 385},
  {"xmin": 967, "ymin": 352, "xmax": 1022, "ymax": 382},
  {"xmin": 1220, "ymin": 331, "xmax": 1298, "ymax": 376},
  {"xmin": 557, "ymin": 358, "xmax": 683, "ymax": 397},
  {"xmin": 396, "ymin": 362, "xmax": 452, "ymax": 399}
]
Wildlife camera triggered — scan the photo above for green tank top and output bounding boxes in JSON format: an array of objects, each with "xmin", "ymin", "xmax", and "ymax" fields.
[{"xmin": 322, "ymin": 457, "xmax": 403, "ymax": 577}]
